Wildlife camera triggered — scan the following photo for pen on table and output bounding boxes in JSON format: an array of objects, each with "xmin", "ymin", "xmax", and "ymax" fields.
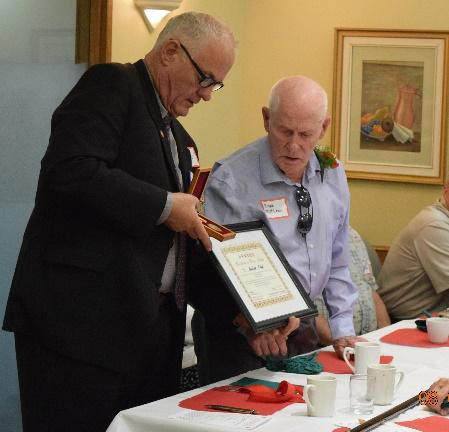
[
  {"xmin": 349, "ymin": 392, "xmax": 449, "ymax": 432},
  {"xmin": 205, "ymin": 404, "xmax": 259, "ymax": 415}
]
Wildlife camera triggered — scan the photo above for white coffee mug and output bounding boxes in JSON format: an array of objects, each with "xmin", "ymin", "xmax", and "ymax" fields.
[
  {"xmin": 303, "ymin": 375, "xmax": 337, "ymax": 417},
  {"xmin": 367, "ymin": 363, "xmax": 404, "ymax": 405},
  {"xmin": 343, "ymin": 342, "xmax": 381, "ymax": 374},
  {"xmin": 427, "ymin": 317, "xmax": 449, "ymax": 344}
]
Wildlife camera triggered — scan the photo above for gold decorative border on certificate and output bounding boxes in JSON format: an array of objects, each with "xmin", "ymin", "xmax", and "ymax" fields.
[{"xmin": 221, "ymin": 241, "xmax": 293, "ymax": 308}]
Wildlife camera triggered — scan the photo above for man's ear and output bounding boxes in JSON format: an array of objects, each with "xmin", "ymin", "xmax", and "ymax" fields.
[
  {"xmin": 319, "ymin": 116, "xmax": 331, "ymax": 140},
  {"xmin": 262, "ymin": 106, "xmax": 270, "ymax": 133},
  {"xmin": 160, "ymin": 39, "xmax": 181, "ymax": 66}
]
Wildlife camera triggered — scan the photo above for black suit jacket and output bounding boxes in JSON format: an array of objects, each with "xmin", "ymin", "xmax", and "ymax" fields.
[{"xmin": 3, "ymin": 60, "xmax": 196, "ymax": 373}]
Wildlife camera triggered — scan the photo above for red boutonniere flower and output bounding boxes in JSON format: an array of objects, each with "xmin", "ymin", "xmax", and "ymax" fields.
[{"xmin": 314, "ymin": 147, "xmax": 339, "ymax": 170}]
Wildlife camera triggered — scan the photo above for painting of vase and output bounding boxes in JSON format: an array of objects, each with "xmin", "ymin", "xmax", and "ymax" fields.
[{"xmin": 360, "ymin": 60, "xmax": 423, "ymax": 152}]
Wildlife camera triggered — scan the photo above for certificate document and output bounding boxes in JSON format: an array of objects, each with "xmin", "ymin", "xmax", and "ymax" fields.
[
  {"xmin": 221, "ymin": 242, "xmax": 293, "ymax": 308},
  {"xmin": 209, "ymin": 221, "xmax": 317, "ymax": 333}
]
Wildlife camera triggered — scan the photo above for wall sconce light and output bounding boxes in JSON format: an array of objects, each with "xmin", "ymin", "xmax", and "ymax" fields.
[{"xmin": 134, "ymin": 0, "xmax": 183, "ymax": 32}]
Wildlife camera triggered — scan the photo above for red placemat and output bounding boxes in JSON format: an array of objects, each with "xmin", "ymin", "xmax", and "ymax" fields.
[
  {"xmin": 316, "ymin": 351, "xmax": 393, "ymax": 374},
  {"xmin": 380, "ymin": 328, "xmax": 449, "ymax": 348},
  {"xmin": 179, "ymin": 382, "xmax": 304, "ymax": 415},
  {"xmin": 396, "ymin": 415, "xmax": 449, "ymax": 431},
  {"xmin": 332, "ymin": 416, "xmax": 449, "ymax": 432}
]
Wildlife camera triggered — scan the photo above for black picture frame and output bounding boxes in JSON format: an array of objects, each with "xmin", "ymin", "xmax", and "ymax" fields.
[{"xmin": 207, "ymin": 220, "xmax": 317, "ymax": 333}]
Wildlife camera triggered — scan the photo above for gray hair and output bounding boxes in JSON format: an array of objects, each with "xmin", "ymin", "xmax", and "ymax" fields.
[
  {"xmin": 155, "ymin": 11, "xmax": 236, "ymax": 53},
  {"xmin": 268, "ymin": 76, "xmax": 328, "ymax": 120}
]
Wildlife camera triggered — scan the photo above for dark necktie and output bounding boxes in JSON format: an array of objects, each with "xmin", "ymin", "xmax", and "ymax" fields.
[
  {"xmin": 175, "ymin": 234, "xmax": 187, "ymax": 311},
  {"xmin": 163, "ymin": 115, "xmax": 186, "ymax": 311},
  {"xmin": 162, "ymin": 114, "xmax": 174, "ymax": 130}
]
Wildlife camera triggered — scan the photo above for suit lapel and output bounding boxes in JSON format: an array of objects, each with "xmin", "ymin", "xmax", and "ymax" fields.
[{"xmin": 134, "ymin": 60, "xmax": 180, "ymax": 191}]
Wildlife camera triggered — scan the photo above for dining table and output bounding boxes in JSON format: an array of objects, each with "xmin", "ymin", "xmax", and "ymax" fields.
[{"xmin": 106, "ymin": 320, "xmax": 449, "ymax": 432}]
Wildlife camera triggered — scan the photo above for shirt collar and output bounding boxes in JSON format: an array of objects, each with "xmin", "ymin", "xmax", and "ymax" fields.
[
  {"xmin": 259, "ymin": 137, "xmax": 321, "ymax": 186},
  {"xmin": 144, "ymin": 62, "xmax": 168, "ymax": 118},
  {"xmin": 305, "ymin": 150, "xmax": 321, "ymax": 183}
]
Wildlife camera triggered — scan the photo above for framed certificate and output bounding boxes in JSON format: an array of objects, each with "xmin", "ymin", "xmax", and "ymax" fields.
[{"xmin": 208, "ymin": 221, "xmax": 317, "ymax": 333}]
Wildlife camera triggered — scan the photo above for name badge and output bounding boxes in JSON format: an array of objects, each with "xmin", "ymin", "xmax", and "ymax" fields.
[
  {"xmin": 188, "ymin": 146, "xmax": 200, "ymax": 168},
  {"xmin": 260, "ymin": 197, "xmax": 289, "ymax": 219}
]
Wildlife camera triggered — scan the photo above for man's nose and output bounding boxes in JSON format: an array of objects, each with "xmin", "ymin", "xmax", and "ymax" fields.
[
  {"xmin": 197, "ymin": 86, "xmax": 213, "ymax": 102},
  {"xmin": 288, "ymin": 133, "xmax": 303, "ymax": 151}
]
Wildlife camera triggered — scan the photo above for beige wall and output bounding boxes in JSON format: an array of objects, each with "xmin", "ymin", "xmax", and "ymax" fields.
[{"xmin": 111, "ymin": 0, "xmax": 449, "ymax": 246}]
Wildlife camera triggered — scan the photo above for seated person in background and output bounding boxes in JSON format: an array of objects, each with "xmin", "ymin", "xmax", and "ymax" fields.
[
  {"xmin": 190, "ymin": 75, "xmax": 361, "ymax": 385},
  {"xmin": 314, "ymin": 226, "xmax": 391, "ymax": 346},
  {"xmin": 377, "ymin": 178, "xmax": 449, "ymax": 321}
]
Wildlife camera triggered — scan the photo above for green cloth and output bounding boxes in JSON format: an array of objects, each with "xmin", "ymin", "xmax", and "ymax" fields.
[{"xmin": 265, "ymin": 352, "xmax": 323, "ymax": 374}]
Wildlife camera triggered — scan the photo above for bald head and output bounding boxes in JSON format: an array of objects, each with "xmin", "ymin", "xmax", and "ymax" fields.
[
  {"xmin": 262, "ymin": 76, "xmax": 330, "ymax": 182},
  {"xmin": 268, "ymin": 76, "xmax": 328, "ymax": 122}
]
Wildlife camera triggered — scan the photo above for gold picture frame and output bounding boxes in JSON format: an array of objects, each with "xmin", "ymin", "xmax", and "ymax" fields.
[{"xmin": 332, "ymin": 28, "xmax": 448, "ymax": 184}]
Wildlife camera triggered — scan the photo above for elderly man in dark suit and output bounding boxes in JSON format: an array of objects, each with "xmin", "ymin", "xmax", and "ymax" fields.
[{"xmin": 2, "ymin": 11, "xmax": 235, "ymax": 432}]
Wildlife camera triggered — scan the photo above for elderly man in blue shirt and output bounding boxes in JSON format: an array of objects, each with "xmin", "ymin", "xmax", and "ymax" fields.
[{"xmin": 194, "ymin": 76, "xmax": 360, "ymax": 383}]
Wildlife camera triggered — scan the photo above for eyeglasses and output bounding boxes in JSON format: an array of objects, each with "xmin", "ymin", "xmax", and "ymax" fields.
[
  {"xmin": 180, "ymin": 43, "xmax": 224, "ymax": 91},
  {"xmin": 294, "ymin": 185, "xmax": 313, "ymax": 237}
]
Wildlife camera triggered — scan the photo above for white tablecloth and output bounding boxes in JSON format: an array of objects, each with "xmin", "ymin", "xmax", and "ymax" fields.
[{"xmin": 106, "ymin": 320, "xmax": 449, "ymax": 432}]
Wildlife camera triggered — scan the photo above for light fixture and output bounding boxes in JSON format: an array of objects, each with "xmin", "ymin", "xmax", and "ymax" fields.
[{"xmin": 134, "ymin": 0, "xmax": 183, "ymax": 32}]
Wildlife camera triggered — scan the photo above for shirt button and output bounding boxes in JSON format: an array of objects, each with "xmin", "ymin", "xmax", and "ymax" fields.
[
  {"xmin": 311, "ymin": 272, "xmax": 317, "ymax": 278},
  {"xmin": 309, "ymin": 243, "xmax": 314, "ymax": 249}
]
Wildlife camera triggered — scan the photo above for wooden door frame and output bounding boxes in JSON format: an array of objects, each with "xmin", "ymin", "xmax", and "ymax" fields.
[{"xmin": 76, "ymin": 0, "xmax": 112, "ymax": 66}]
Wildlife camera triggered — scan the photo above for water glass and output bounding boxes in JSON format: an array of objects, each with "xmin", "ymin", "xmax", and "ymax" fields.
[{"xmin": 350, "ymin": 374, "xmax": 375, "ymax": 415}]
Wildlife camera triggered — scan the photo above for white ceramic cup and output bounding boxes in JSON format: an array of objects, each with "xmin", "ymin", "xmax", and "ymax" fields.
[
  {"xmin": 343, "ymin": 342, "xmax": 381, "ymax": 374},
  {"xmin": 303, "ymin": 375, "xmax": 337, "ymax": 417},
  {"xmin": 427, "ymin": 317, "xmax": 449, "ymax": 343},
  {"xmin": 367, "ymin": 363, "xmax": 404, "ymax": 405}
]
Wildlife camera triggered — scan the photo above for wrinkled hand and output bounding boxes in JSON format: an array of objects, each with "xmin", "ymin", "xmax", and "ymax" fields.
[
  {"xmin": 332, "ymin": 335, "xmax": 367, "ymax": 359},
  {"xmin": 428, "ymin": 378, "xmax": 449, "ymax": 416},
  {"xmin": 164, "ymin": 192, "xmax": 211, "ymax": 251},
  {"xmin": 235, "ymin": 314, "xmax": 300, "ymax": 357}
]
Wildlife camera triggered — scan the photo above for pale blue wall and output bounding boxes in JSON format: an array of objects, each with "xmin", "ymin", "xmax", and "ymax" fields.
[{"xmin": 0, "ymin": 2, "xmax": 85, "ymax": 430}]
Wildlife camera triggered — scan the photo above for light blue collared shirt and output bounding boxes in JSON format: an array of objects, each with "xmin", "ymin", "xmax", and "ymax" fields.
[{"xmin": 204, "ymin": 136, "xmax": 357, "ymax": 339}]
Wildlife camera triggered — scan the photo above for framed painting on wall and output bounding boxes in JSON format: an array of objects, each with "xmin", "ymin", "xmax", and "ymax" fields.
[{"xmin": 332, "ymin": 29, "xmax": 448, "ymax": 184}]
